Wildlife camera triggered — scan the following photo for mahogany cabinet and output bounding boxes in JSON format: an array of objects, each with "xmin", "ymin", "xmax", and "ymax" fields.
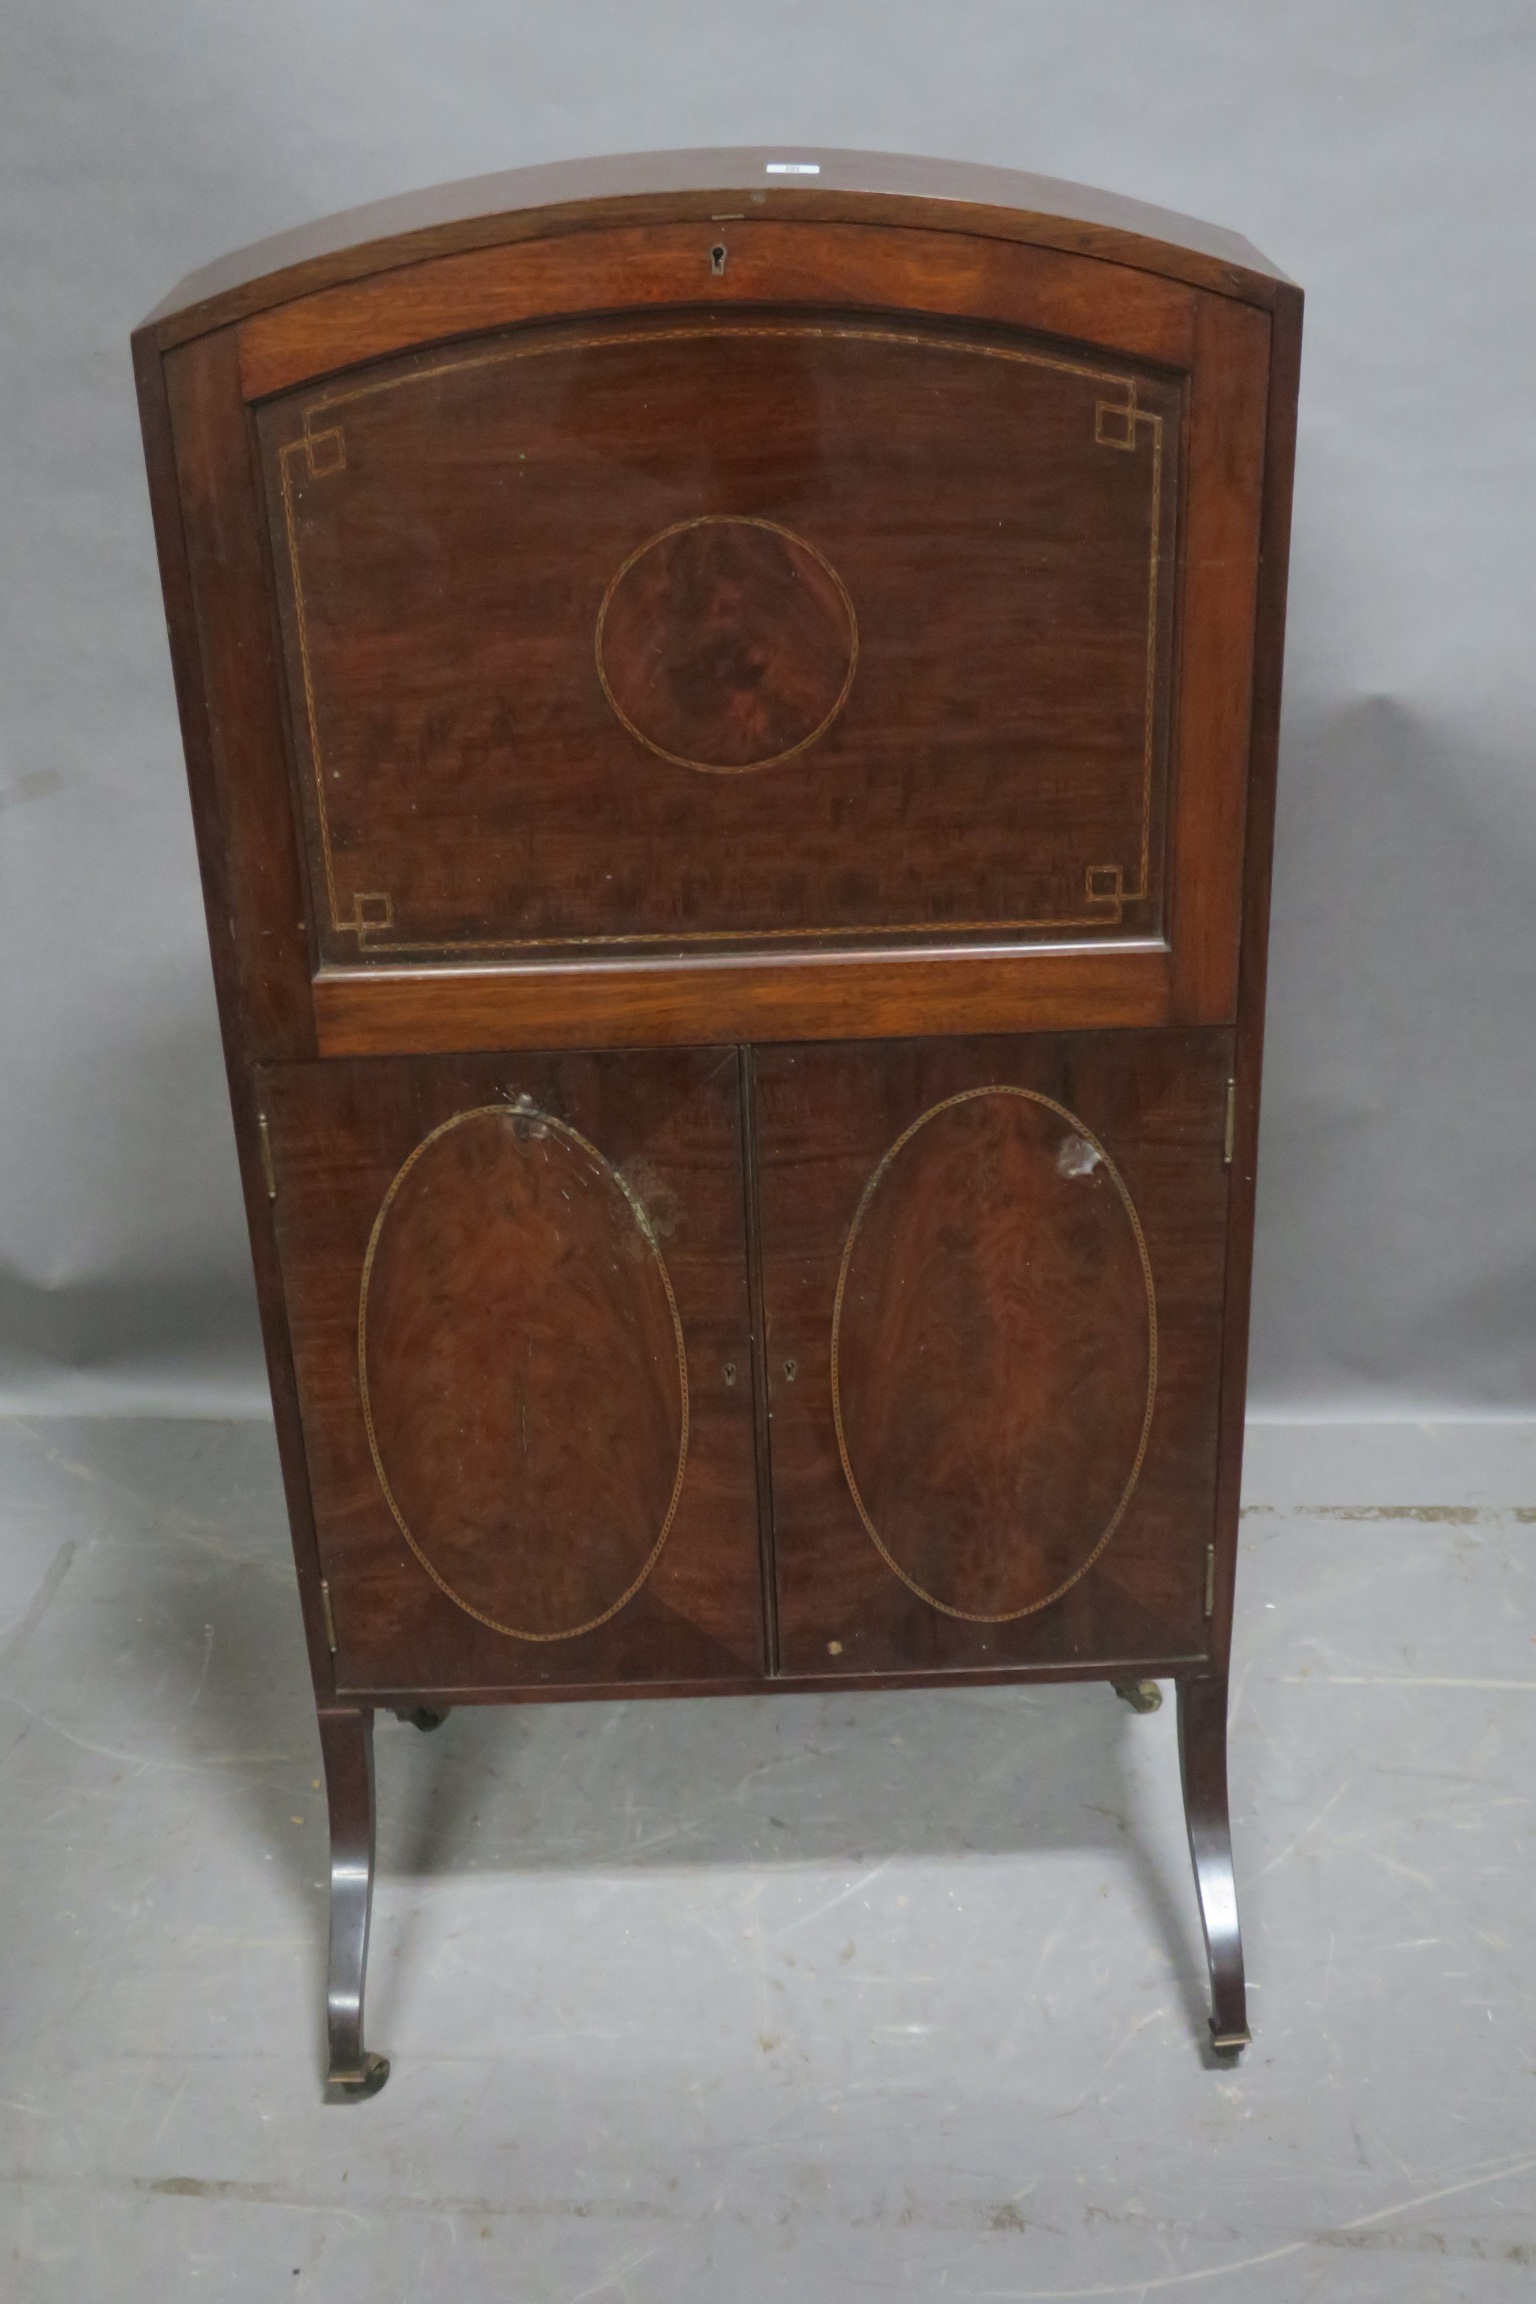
[{"xmin": 133, "ymin": 149, "xmax": 1301, "ymax": 2096}]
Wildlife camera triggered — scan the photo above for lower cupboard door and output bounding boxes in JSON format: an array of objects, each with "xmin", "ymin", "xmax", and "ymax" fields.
[
  {"xmin": 752, "ymin": 1031, "xmax": 1233, "ymax": 1677},
  {"xmin": 259, "ymin": 1048, "xmax": 765, "ymax": 1694}
]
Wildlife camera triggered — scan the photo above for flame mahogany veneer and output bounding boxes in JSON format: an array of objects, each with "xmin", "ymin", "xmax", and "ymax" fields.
[{"xmin": 134, "ymin": 149, "xmax": 1301, "ymax": 2095}]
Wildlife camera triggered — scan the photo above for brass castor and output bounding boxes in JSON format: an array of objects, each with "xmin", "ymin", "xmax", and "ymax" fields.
[
  {"xmin": 1112, "ymin": 1679, "xmax": 1163, "ymax": 1714},
  {"xmin": 324, "ymin": 2051, "xmax": 391, "ymax": 2105}
]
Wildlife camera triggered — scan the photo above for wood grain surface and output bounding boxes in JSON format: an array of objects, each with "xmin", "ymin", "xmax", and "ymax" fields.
[
  {"xmin": 257, "ymin": 312, "xmax": 1181, "ymax": 966},
  {"xmin": 830, "ymin": 1085, "xmax": 1155, "ymax": 1622},
  {"xmin": 233, "ymin": 219, "xmax": 1200, "ymax": 402},
  {"xmin": 358, "ymin": 1103, "xmax": 688, "ymax": 1640},
  {"xmin": 260, "ymin": 1047, "xmax": 765, "ymax": 1694},
  {"xmin": 754, "ymin": 1029, "xmax": 1233, "ymax": 1678},
  {"xmin": 595, "ymin": 514, "xmax": 858, "ymax": 773},
  {"xmin": 310, "ymin": 942, "xmax": 1175, "ymax": 1058}
]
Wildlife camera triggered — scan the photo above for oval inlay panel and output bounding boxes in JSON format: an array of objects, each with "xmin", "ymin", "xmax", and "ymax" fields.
[
  {"xmin": 831, "ymin": 1088, "xmax": 1156, "ymax": 1622},
  {"xmin": 595, "ymin": 515, "xmax": 858, "ymax": 772},
  {"xmin": 359, "ymin": 1105, "xmax": 688, "ymax": 1641}
]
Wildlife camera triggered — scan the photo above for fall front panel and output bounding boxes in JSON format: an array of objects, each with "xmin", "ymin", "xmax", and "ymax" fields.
[
  {"xmin": 752, "ymin": 1031, "xmax": 1232, "ymax": 1677},
  {"xmin": 259, "ymin": 1048, "xmax": 763, "ymax": 1693},
  {"xmin": 256, "ymin": 310, "xmax": 1180, "ymax": 964}
]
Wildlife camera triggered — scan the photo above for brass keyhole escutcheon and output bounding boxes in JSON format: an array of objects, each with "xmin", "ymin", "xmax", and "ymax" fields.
[{"xmin": 709, "ymin": 242, "xmax": 727, "ymax": 275}]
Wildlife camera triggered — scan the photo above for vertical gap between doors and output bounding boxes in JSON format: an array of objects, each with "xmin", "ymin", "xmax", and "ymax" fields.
[{"xmin": 738, "ymin": 1045, "xmax": 781, "ymax": 1676}]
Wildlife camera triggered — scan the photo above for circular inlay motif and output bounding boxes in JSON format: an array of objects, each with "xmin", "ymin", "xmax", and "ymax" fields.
[
  {"xmin": 831, "ymin": 1088, "xmax": 1156, "ymax": 1622},
  {"xmin": 358, "ymin": 1105, "xmax": 688, "ymax": 1641},
  {"xmin": 594, "ymin": 515, "xmax": 858, "ymax": 772}
]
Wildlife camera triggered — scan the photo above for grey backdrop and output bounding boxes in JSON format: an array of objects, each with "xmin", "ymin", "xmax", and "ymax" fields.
[{"xmin": 2, "ymin": 1, "xmax": 1532, "ymax": 1417}]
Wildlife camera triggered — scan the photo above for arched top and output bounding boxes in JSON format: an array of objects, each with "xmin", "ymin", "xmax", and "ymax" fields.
[{"xmin": 135, "ymin": 146, "xmax": 1295, "ymax": 350}]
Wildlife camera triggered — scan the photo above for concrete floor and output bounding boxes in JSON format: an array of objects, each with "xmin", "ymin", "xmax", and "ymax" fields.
[{"xmin": 1, "ymin": 1414, "xmax": 1533, "ymax": 2299}]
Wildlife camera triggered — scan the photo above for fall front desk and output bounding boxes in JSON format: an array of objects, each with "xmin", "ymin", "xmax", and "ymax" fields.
[{"xmin": 134, "ymin": 149, "xmax": 1301, "ymax": 2096}]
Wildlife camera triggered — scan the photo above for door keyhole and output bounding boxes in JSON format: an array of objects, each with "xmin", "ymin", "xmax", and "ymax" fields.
[{"xmin": 709, "ymin": 242, "xmax": 727, "ymax": 276}]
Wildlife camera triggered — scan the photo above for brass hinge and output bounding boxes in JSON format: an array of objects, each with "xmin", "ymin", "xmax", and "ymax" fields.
[
  {"xmin": 1222, "ymin": 1077, "xmax": 1237, "ymax": 1167},
  {"xmin": 257, "ymin": 1112, "xmax": 278, "ymax": 1201},
  {"xmin": 319, "ymin": 1578, "xmax": 338, "ymax": 1654},
  {"xmin": 1204, "ymin": 1544, "xmax": 1217, "ymax": 1619}
]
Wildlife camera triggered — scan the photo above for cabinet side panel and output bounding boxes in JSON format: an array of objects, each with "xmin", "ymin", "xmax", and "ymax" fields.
[
  {"xmin": 135, "ymin": 331, "xmax": 335, "ymax": 1700},
  {"xmin": 161, "ymin": 329, "xmax": 316, "ymax": 1059},
  {"xmin": 1208, "ymin": 288, "xmax": 1304, "ymax": 1672},
  {"xmin": 1167, "ymin": 295, "xmax": 1270, "ymax": 1024}
]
